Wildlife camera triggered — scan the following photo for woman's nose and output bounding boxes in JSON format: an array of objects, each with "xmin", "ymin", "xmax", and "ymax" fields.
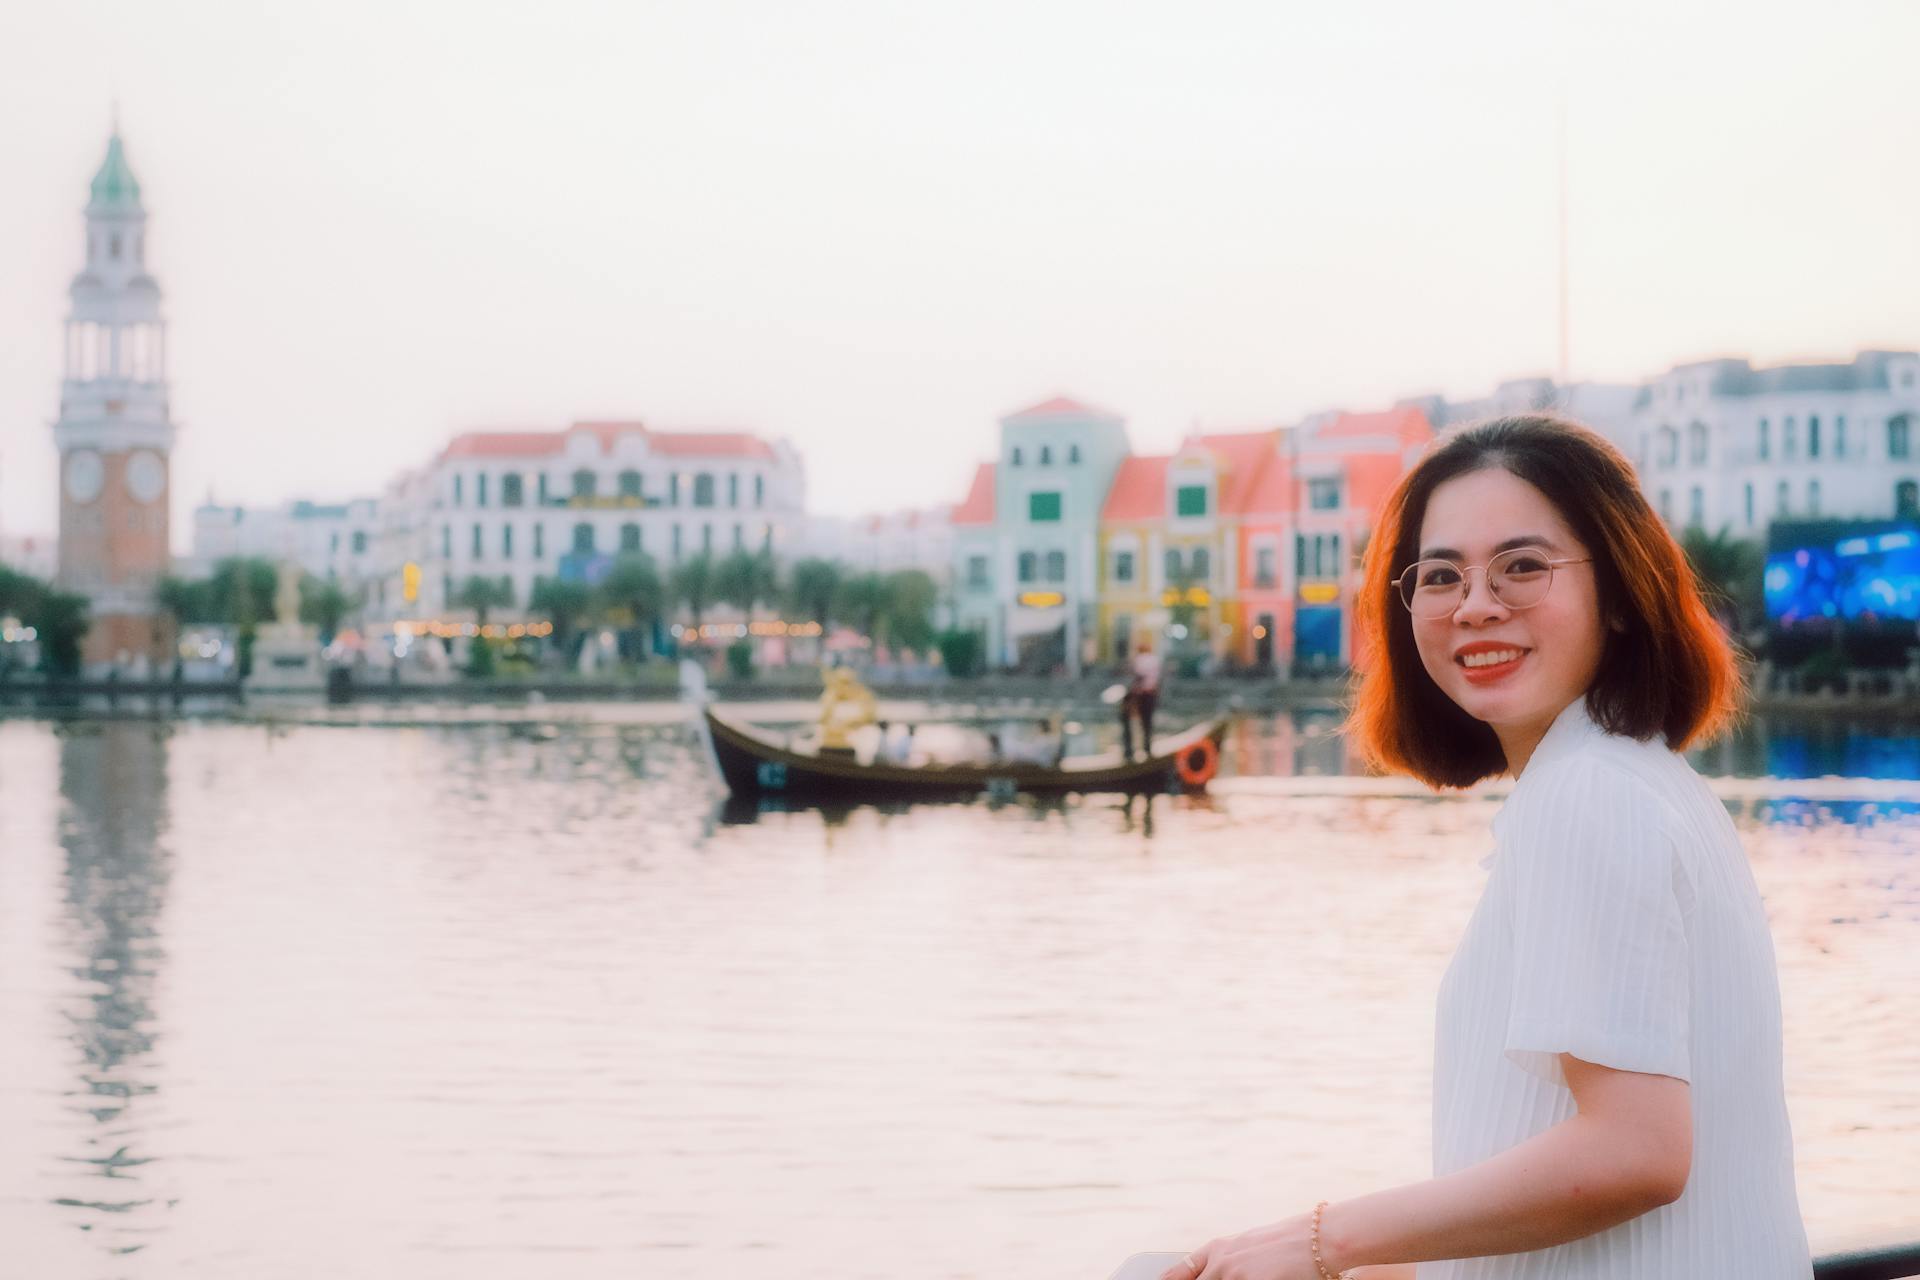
[{"xmin": 1453, "ymin": 567, "xmax": 1509, "ymax": 622}]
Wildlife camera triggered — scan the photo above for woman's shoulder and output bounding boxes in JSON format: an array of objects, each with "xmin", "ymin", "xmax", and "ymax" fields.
[{"xmin": 1505, "ymin": 735, "xmax": 1693, "ymax": 842}]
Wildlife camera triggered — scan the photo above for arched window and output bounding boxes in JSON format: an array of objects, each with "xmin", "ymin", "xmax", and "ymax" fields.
[
  {"xmin": 1040, "ymin": 445, "xmax": 1053, "ymax": 465},
  {"xmin": 618, "ymin": 469, "xmax": 642, "ymax": 499},
  {"xmin": 572, "ymin": 522, "xmax": 595, "ymax": 553},
  {"xmin": 1018, "ymin": 551, "xmax": 1036, "ymax": 583},
  {"xmin": 1069, "ymin": 445, "xmax": 1081, "ymax": 464},
  {"xmin": 620, "ymin": 522, "xmax": 641, "ymax": 552},
  {"xmin": 693, "ymin": 473, "xmax": 716, "ymax": 507},
  {"xmin": 501, "ymin": 473, "xmax": 524, "ymax": 507},
  {"xmin": 1044, "ymin": 550, "xmax": 1066, "ymax": 582},
  {"xmin": 1191, "ymin": 547, "xmax": 1210, "ymax": 581},
  {"xmin": 1010, "ymin": 447, "xmax": 1023, "ymax": 466},
  {"xmin": 1889, "ymin": 414, "xmax": 1912, "ymax": 460},
  {"xmin": 572, "ymin": 469, "xmax": 596, "ymax": 499},
  {"xmin": 1165, "ymin": 548, "xmax": 1182, "ymax": 581}
]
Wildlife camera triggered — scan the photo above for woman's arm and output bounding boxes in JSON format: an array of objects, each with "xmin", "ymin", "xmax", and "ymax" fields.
[{"xmin": 1321, "ymin": 1055, "xmax": 1692, "ymax": 1273}]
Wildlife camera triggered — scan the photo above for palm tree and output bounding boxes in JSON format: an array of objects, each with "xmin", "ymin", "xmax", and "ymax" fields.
[
  {"xmin": 599, "ymin": 553, "xmax": 666, "ymax": 659},
  {"xmin": 670, "ymin": 553, "xmax": 718, "ymax": 643},
  {"xmin": 454, "ymin": 574, "xmax": 515, "ymax": 627},
  {"xmin": 787, "ymin": 558, "xmax": 841, "ymax": 630},
  {"xmin": 714, "ymin": 549, "xmax": 777, "ymax": 618},
  {"xmin": 529, "ymin": 577, "xmax": 594, "ymax": 664},
  {"xmin": 1680, "ymin": 525, "xmax": 1765, "ymax": 637}
]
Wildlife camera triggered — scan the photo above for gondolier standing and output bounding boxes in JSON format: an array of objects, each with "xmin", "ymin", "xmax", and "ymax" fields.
[{"xmin": 1121, "ymin": 635, "xmax": 1162, "ymax": 761}]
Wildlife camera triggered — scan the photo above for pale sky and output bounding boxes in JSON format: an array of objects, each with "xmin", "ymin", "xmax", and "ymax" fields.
[{"xmin": 1, "ymin": 0, "xmax": 1915, "ymax": 545}]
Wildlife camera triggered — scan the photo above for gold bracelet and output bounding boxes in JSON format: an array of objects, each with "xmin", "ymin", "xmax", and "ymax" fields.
[{"xmin": 1311, "ymin": 1200, "xmax": 1356, "ymax": 1280}]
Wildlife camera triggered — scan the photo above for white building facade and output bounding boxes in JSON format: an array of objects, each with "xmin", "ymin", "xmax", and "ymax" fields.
[
  {"xmin": 1626, "ymin": 351, "xmax": 1920, "ymax": 536},
  {"xmin": 189, "ymin": 497, "xmax": 381, "ymax": 585},
  {"xmin": 389, "ymin": 421, "xmax": 805, "ymax": 620}
]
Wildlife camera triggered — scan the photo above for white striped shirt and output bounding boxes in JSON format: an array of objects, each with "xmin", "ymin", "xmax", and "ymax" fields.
[{"xmin": 1426, "ymin": 697, "xmax": 1812, "ymax": 1278}]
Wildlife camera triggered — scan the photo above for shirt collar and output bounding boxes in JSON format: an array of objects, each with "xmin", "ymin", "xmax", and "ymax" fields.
[{"xmin": 1478, "ymin": 697, "xmax": 1602, "ymax": 870}]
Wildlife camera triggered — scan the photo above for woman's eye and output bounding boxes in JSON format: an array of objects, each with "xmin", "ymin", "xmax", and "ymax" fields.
[
  {"xmin": 1418, "ymin": 565, "xmax": 1462, "ymax": 587},
  {"xmin": 1501, "ymin": 555, "xmax": 1549, "ymax": 575}
]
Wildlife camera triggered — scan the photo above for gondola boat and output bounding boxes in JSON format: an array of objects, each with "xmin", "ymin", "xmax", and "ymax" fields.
[{"xmin": 698, "ymin": 705, "xmax": 1230, "ymax": 799}]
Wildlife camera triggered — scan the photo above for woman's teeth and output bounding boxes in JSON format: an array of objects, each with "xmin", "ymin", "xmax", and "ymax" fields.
[{"xmin": 1460, "ymin": 649, "xmax": 1525, "ymax": 668}]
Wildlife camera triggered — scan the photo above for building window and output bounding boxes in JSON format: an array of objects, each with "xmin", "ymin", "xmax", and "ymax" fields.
[
  {"xmin": 620, "ymin": 522, "xmax": 641, "ymax": 553},
  {"xmin": 1070, "ymin": 445, "xmax": 1081, "ymax": 464},
  {"xmin": 1896, "ymin": 479, "xmax": 1919, "ymax": 517},
  {"xmin": 352, "ymin": 530, "xmax": 367, "ymax": 555},
  {"xmin": 1295, "ymin": 535, "xmax": 1306, "ymax": 578},
  {"xmin": 1010, "ymin": 447, "xmax": 1023, "ymax": 466},
  {"xmin": 572, "ymin": 469, "xmax": 596, "ymax": 500},
  {"xmin": 1018, "ymin": 551, "xmax": 1037, "ymax": 583},
  {"xmin": 1757, "ymin": 419, "xmax": 1770, "ymax": 461},
  {"xmin": 1807, "ymin": 479, "xmax": 1820, "ymax": 515},
  {"xmin": 694, "ymin": 473, "xmax": 716, "ymax": 507},
  {"xmin": 1254, "ymin": 545, "xmax": 1276, "ymax": 588},
  {"xmin": 1112, "ymin": 550, "xmax": 1135, "ymax": 583},
  {"xmin": 502, "ymin": 473, "xmax": 524, "ymax": 507},
  {"xmin": 503, "ymin": 524, "xmax": 514, "ymax": 558},
  {"xmin": 1657, "ymin": 427, "xmax": 1678, "ymax": 468},
  {"xmin": 966, "ymin": 554, "xmax": 989, "ymax": 588},
  {"xmin": 453, "ymin": 475, "xmax": 464, "ymax": 506},
  {"xmin": 572, "ymin": 522, "xmax": 595, "ymax": 553},
  {"xmin": 1688, "ymin": 487, "xmax": 1703, "ymax": 528},
  {"xmin": 1743, "ymin": 483, "xmax": 1753, "ymax": 527},
  {"xmin": 1165, "ymin": 547, "xmax": 1182, "ymax": 581},
  {"xmin": 476, "ymin": 474, "xmax": 489, "ymax": 507},
  {"xmin": 1039, "ymin": 445, "xmax": 1053, "ymax": 465},
  {"xmin": 1808, "ymin": 415, "xmax": 1821, "ymax": 459},
  {"xmin": 471, "ymin": 523, "xmax": 483, "ymax": 557},
  {"xmin": 1776, "ymin": 480, "xmax": 1789, "ymax": 516},
  {"xmin": 1836, "ymin": 416, "xmax": 1847, "ymax": 457},
  {"xmin": 1330, "ymin": 534, "xmax": 1341, "ymax": 576},
  {"xmin": 1890, "ymin": 415, "xmax": 1912, "ymax": 459},
  {"xmin": 538, "ymin": 474, "xmax": 550, "ymax": 505},
  {"xmin": 702, "ymin": 524, "xmax": 713, "ymax": 553},
  {"xmin": 1044, "ymin": 549, "xmax": 1066, "ymax": 582},
  {"xmin": 1307, "ymin": 478, "xmax": 1340, "ymax": 510},
  {"xmin": 728, "ymin": 474, "xmax": 739, "ymax": 507},
  {"xmin": 754, "ymin": 474, "xmax": 765, "ymax": 507},
  {"xmin": 1112, "ymin": 617, "xmax": 1131, "ymax": 662},
  {"xmin": 1191, "ymin": 547, "xmax": 1210, "ymax": 581},
  {"xmin": 669, "ymin": 474, "xmax": 680, "ymax": 506},
  {"xmin": 618, "ymin": 469, "xmax": 642, "ymax": 499},
  {"xmin": 1176, "ymin": 485, "xmax": 1208, "ymax": 517},
  {"xmin": 534, "ymin": 524, "xmax": 545, "ymax": 559},
  {"xmin": 1029, "ymin": 491, "xmax": 1062, "ymax": 522},
  {"xmin": 1688, "ymin": 422, "xmax": 1708, "ymax": 466},
  {"xmin": 1783, "ymin": 416, "xmax": 1797, "ymax": 459},
  {"xmin": 441, "ymin": 524, "xmax": 451, "ymax": 557}
]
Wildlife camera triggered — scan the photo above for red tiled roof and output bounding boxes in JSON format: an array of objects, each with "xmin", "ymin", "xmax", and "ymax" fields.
[
  {"xmin": 1316, "ymin": 405, "xmax": 1434, "ymax": 447},
  {"xmin": 1003, "ymin": 394, "xmax": 1116, "ymax": 420},
  {"xmin": 1101, "ymin": 455, "xmax": 1170, "ymax": 521},
  {"xmin": 952, "ymin": 463, "xmax": 996, "ymax": 525},
  {"xmin": 440, "ymin": 422, "xmax": 776, "ymax": 463},
  {"xmin": 1185, "ymin": 429, "xmax": 1282, "ymax": 516}
]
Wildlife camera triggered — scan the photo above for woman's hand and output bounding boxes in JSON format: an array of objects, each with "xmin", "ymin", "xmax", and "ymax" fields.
[{"xmin": 1158, "ymin": 1211, "xmax": 1330, "ymax": 1280}]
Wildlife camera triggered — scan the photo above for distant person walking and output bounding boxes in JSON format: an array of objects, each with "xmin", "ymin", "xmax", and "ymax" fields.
[
  {"xmin": 1121, "ymin": 636, "xmax": 1161, "ymax": 760},
  {"xmin": 1157, "ymin": 415, "xmax": 1810, "ymax": 1280}
]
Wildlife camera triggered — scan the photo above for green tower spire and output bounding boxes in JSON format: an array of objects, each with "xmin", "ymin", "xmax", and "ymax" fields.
[{"xmin": 88, "ymin": 132, "xmax": 142, "ymax": 210}]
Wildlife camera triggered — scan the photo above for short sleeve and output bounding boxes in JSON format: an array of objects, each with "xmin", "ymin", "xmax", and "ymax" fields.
[{"xmin": 1501, "ymin": 761, "xmax": 1692, "ymax": 1088}]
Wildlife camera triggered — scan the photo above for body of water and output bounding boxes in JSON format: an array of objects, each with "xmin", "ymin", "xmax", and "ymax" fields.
[{"xmin": 0, "ymin": 706, "xmax": 1914, "ymax": 1278}]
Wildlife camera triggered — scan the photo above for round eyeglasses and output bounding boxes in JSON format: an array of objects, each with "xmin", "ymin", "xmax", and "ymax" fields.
[{"xmin": 1391, "ymin": 547, "xmax": 1593, "ymax": 619}]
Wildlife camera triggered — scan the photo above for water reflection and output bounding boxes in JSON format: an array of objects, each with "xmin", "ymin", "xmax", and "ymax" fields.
[{"xmin": 51, "ymin": 720, "xmax": 175, "ymax": 1259}]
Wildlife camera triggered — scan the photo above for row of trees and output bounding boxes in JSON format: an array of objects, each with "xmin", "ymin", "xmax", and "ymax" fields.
[
  {"xmin": 454, "ymin": 551, "xmax": 942, "ymax": 661},
  {"xmin": 0, "ymin": 567, "xmax": 88, "ymax": 676}
]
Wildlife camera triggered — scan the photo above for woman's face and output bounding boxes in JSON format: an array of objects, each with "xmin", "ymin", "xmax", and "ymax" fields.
[{"xmin": 1410, "ymin": 465, "xmax": 1608, "ymax": 748}]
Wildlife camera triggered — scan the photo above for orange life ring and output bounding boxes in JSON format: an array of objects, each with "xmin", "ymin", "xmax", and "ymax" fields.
[{"xmin": 1175, "ymin": 737, "xmax": 1219, "ymax": 788}]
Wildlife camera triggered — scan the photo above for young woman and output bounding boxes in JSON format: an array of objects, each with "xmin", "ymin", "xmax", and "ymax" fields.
[{"xmin": 1160, "ymin": 415, "xmax": 1812, "ymax": 1279}]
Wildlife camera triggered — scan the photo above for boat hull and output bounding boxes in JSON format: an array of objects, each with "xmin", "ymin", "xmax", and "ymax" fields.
[{"xmin": 701, "ymin": 708, "xmax": 1227, "ymax": 799}]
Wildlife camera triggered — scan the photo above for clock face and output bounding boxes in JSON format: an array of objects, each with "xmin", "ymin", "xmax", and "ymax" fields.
[
  {"xmin": 125, "ymin": 450, "xmax": 166, "ymax": 505},
  {"xmin": 64, "ymin": 449, "xmax": 104, "ymax": 504}
]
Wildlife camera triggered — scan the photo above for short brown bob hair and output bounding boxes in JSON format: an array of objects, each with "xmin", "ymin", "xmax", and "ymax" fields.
[{"xmin": 1345, "ymin": 413, "xmax": 1743, "ymax": 789}]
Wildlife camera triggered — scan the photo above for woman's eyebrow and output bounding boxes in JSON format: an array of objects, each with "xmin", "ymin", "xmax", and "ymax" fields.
[{"xmin": 1417, "ymin": 534, "xmax": 1563, "ymax": 560}]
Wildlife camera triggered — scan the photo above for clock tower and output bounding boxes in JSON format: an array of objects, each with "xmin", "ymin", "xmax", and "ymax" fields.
[{"xmin": 53, "ymin": 129, "xmax": 177, "ymax": 672}]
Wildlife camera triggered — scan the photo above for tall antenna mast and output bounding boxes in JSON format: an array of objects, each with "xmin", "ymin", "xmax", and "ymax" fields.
[{"xmin": 1556, "ymin": 93, "xmax": 1570, "ymax": 387}]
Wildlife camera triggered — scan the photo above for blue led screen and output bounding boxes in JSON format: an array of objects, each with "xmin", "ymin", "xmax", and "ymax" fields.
[{"xmin": 1763, "ymin": 527, "xmax": 1920, "ymax": 623}]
